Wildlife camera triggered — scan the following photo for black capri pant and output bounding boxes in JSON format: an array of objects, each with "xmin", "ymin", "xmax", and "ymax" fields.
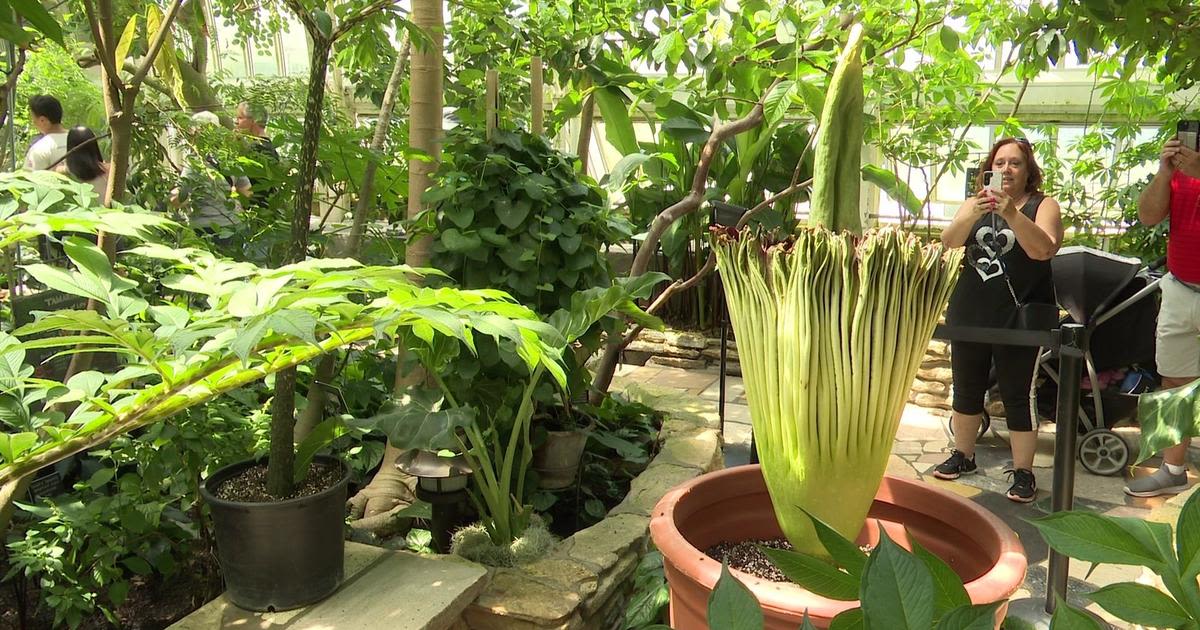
[{"xmin": 950, "ymin": 341, "xmax": 1041, "ymax": 432}]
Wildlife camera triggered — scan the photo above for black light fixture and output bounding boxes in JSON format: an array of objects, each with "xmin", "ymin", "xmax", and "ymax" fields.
[{"xmin": 394, "ymin": 448, "xmax": 472, "ymax": 553}]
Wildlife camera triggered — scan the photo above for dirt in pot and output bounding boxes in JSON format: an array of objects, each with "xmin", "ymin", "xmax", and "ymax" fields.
[
  {"xmin": 214, "ymin": 461, "xmax": 342, "ymax": 503},
  {"xmin": 707, "ymin": 538, "xmax": 874, "ymax": 583}
]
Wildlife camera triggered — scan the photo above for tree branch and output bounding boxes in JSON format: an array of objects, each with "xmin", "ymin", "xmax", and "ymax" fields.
[
  {"xmin": 81, "ymin": 0, "xmax": 121, "ymax": 91},
  {"xmin": 131, "ymin": 0, "xmax": 186, "ymax": 89},
  {"xmin": 333, "ymin": 0, "xmax": 397, "ymax": 40},
  {"xmin": 590, "ymin": 78, "xmax": 782, "ymax": 399}
]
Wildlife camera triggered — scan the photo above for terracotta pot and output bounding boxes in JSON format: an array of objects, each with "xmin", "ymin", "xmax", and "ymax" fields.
[
  {"xmin": 533, "ymin": 421, "xmax": 592, "ymax": 490},
  {"xmin": 650, "ymin": 465, "xmax": 1026, "ymax": 629}
]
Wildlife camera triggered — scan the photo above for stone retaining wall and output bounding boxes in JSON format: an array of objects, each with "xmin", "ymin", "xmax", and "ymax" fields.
[
  {"xmin": 909, "ymin": 339, "xmax": 952, "ymax": 417},
  {"xmin": 623, "ymin": 329, "xmax": 740, "ymax": 374},
  {"xmin": 457, "ymin": 381, "xmax": 723, "ymax": 629}
]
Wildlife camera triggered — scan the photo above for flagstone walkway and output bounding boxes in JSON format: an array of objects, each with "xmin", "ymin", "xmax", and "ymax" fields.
[{"xmin": 618, "ymin": 362, "xmax": 1197, "ymax": 629}]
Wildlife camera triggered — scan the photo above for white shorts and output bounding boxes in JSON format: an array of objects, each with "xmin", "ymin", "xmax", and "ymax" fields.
[{"xmin": 1156, "ymin": 274, "xmax": 1200, "ymax": 378}]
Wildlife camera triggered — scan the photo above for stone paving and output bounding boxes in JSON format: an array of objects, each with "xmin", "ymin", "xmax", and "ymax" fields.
[{"xmin": 617, "ymin": 362, "xmax": 1200, "ymax": 629}]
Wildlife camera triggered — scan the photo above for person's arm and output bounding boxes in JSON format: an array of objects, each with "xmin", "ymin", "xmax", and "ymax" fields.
[
  {"xmin": 233, "ymin": 176, "xmax": 252, "ymax": 198},
  {"xmin": 1139, "ymin": 140, "xmax": 1180, "ymax": 226},
  {"xmin": 993, "ymin": 192, "xmax": 1062, "ymax": 260},
  {"xmin": 940, "ymin": 190, "xmax": 989, "ymax": 248}
]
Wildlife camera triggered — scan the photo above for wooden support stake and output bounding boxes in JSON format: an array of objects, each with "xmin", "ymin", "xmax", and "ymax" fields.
[
  {"xmin": 486, "ymin": 69, "xmax": 498, "ymax": 140},
  {"xmin": 531, "ymin": 56, "xmax": 544, "ymax": 136}
]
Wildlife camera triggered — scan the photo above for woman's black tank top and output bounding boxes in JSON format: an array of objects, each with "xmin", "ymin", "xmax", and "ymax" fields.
[{"xmin": 945, "ymin": 193, "xmax": 1055, "ymax": 328}]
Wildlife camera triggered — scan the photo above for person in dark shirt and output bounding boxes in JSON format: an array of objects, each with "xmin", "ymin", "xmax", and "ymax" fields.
[
  {"xmin": 234, "ymin": 101, "xmax": 279, "ymax": 207},
  {"xmin": 932, "ymin": 137, "xmax": 1063, "ymax": 503}
]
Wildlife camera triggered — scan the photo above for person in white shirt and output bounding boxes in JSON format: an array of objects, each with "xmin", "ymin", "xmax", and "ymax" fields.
[{"xmin": 24, "ymin": 95, "xmax": 68, "ymax": 171}]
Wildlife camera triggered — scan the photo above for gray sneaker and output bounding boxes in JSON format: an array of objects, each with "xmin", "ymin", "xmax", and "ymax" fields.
[{"xmin": 1124, "ymin": 465, "xmax": 1190, "ymax": 498}]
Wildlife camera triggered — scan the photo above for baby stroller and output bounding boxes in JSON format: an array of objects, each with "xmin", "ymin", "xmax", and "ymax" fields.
[{"xmin": 945, "ymin": 246, "xmax": 1164, "ymax": 476}]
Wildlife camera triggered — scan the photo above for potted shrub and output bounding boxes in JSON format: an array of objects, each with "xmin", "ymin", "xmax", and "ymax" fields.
[
  {"xmin": 649, "ymin": 24, "xmax": 1026, "ymax": 629},
  {"xmin": 0, "ymin": 219, "xmax": 566, "ymax": 612}
]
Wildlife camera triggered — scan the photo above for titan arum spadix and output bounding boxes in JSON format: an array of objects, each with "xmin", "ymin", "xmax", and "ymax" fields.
[{"xmin": 713, "ymin": 228, "xmax": 960, "ymax": 557}]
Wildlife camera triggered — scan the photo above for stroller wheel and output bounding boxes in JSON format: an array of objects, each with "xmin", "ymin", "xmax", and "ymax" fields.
[
  {"xmin": 942, "ymin": 410, "xmax": 992, "ymax": 440},
  {"xmin": 1077, "ymin": 429, "xmax": 1130, "ymax": 477}
]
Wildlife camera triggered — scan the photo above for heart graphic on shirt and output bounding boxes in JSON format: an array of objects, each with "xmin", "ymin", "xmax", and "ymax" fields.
[{"xmin": 968, "ymin": 225, "xmax": 1016, "ymax": 281}]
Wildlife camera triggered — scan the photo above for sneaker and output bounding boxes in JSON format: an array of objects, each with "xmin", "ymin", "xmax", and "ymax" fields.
[
  {"xmin": 1124, "ymin": 465, "xmax": 1190, "ymax": 498},
  {"xmin": 1005, "ymin": 468, "xmax": 1037, "ymax": 503},
  {"xmin": 933, "ymin": 450, "xmax": 977, "ymax": 480}
]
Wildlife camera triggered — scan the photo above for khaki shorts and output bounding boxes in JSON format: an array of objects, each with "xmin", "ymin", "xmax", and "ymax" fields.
[{"xmin": 1156, "ymin": 274, "xmax": 1200, "ymax": 378}]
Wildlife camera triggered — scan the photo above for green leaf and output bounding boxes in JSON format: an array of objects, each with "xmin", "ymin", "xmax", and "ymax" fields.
[
  {"xmin": 1050, "ymin": 596, "xmax": 1104, "ymax": 630},
  {"xmin": 910, "ymin": 538, "xmax": 971, "ymax": 615},
  {"xmin": 776, "ymin": 18, "xmax": 798, "ymax": 45},
  {"xmin": 108, "ymin": 580, "xmax": 130, "ymax": 606},
  {"xmin": 294, "ymin": 418, "xmax": 348, "ymax": 484},
  {"xmin": 122, "ymin": 556, "xmax": 152, "ymax": 575},
  {"xmin": 114, "ymin": 15, "xmax": 139, "ymax": 70},
  {"xmin": 441, "ymin": 228, "xmax": 484, "ymax": 253},
  {"xmin": 593, "ymin": 86, "xmax": 639, "ymax": 156},
  {"xmin": 799, "ymin": 610, "xmax": 818, "ymax": 630},
  {"xmin": 862, "ymin": 165, "xmax": 923, "ymax": 218},
  {"xmin": 1086, "ymin": 583, "xmax": 1191, "ymax": 628},
  {"xmin": 494, "ymin": 199, "xmax": 531, "ymax": 230},
  {"xmin": 11, "ymin": 0, "xmax": 63, "ymax": 44},
  {"xmin": 706, "ymin": 562, "xmax": 763, "ymax": 630},
  {"xmin": 605, "ymin": 153, "xmax": 654, "ymax": 191},
  {"xmin": 939, "ymin": 25, "xmax": 960, "ymax": 52},
  {"xmin": 1136, "ymin": 380, "xmax": 1200, "ymax": 463},
  {"xmin": 23, "ymin": 264, "xmax": 106, "ymax": 302},
  {"xmin": 859, "ymin": 529, "xmax": 934, "ymax": 630},
  {"xmin": 86, "ymin": 467, "xmax": 115, "ymax": 490},
  {"xmin": 362, "ymin": 388, "xmax": 477, "ymax": 452},
  {"xmin": 933, "ymin": 603, "xmax": 1001, "ymax": 630},
  {"xmin": 1031, "ymin": 511, "xmax": 1169, "ymax": 569},
  {"xmin": 1178, "ymin": 488, "xmax": 1200, "ymax": 577},
  {"xmin": 802, "ymin": 508, "xmax": 868, "ymax": 579},
  {"xmin": 268, "ymin": 309, "xmax": 318, "ymax": 345},
  {"xmin": 230, "ymin": 318, "xmax": 270, "ymax": 363},
  {"xmin": 0, "ymin": 431, "xmax": 37, "ymax": 464},
  {"xmin": 760, "ymin": 546, "xmax": 858, "ymax": 600},
  {"xmin": 148, "ymin": 305, "xmax": 189, "ymax": 328},
  {"xmin": 558, "ymin": 233, "xmax": 582, "ymax": 254},
  {"xmin": 829, "ymin": 608, "xmax": 864, "ymax": 630},
  {"xmin": 312, "ymin": 9, "xmax": 333, "ymax": 38}
]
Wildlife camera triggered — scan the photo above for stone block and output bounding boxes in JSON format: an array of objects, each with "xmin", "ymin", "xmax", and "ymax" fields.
[
  {"xmin": 916, "ymin": 366, "xmax": 952, "ymax": 382},
  {"xmin": 610, "ymin": 462, "xmax": 705, "ymax": 517},
  {"xmin": 701, "ymin": 346, "xmax": 739, "ymax": 362},
  {"xmin": 468, "ymin": 568, "xmax": 580, "ymax": 627},
  {"xmin": 927, "ymin": 340, "xmax": 949, "ymax": 356},
  {"xmin": 583, "ymin": 550, "xmax": 640, "ymax": 618},
  {"xmin": 627, "ymin": 339, "xmax": 702, "ymax": 359},
  {"xmin": 910, "ymin": 393, "xmax": 952, "ymax": 410},
  {"xmin": 666, "ymin": 331, "xmax": 709, "ymax": 350},
  {"xmin": 562, "ymin": 514, "xmax": 649, "ymax": 572},
  {"xmin": 910, "ymin": 379, "xmax": 948, "ymax": 395},
  {"xmin": 920, "ymin": 358, "xmax": 951, "ymax": 370},
  {"xmin": 651, "ymin": 429, "xmax": 722, "ymax": 471},
  {"xmin": 639, "ymin": 329, "xmax": 667, "ymax": 343},
  {"xmin": 647, "ymin": 356, "xmax": 708, "ymax": 370},
  {"xmin": 621, "ymin": 350, "xmax": 651, "ymax": 366}
]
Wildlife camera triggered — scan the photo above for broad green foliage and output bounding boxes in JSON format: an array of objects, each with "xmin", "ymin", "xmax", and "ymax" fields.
[
  {"xmin": 713, "ymin": 228, "xmax": 960, "ymax": 555},
  {"xmin": 1136, "ymin": 380, "xmax": 1200, "ymax": 467},
  {"xmin": 700, "ymin": 513, "xmax": 1001, "ymax": 630},
  {"xmin": 426, "ymin": 128, "xmax": 631, "ymax": 316},
  {"xmin": 1032, "ymin": 487, "xmax": 1200, "ymax": 629}
]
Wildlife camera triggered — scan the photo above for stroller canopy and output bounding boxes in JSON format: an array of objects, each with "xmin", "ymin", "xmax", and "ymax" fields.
[{"xmin": 1052, "ymin": 246, "xmax": 1142, "ymax": 326}]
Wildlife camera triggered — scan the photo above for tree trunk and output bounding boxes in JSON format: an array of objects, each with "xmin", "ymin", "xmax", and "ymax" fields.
[
  {"xmin": 346, "ymin": 0, "xmax": 442, "ymax": 530},
  {"xmin": 266, "ymin": 36, "xmax": 333, "ymax": 498},
  {"xmin": 530, "ymin": 56, "xmax": 543, "ymax": 136},
  {"xmin": 403, "ymin": 0, "xmax": 443, "ymax": 277}
]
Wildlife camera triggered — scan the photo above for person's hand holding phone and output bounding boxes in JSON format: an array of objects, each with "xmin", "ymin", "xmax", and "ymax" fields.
[
  {"xmin": 970, "ymin": 188, "xmax": 995, "ymax": 217},
  {"xmin": 1160, "ymin": 139, "xmax": 1182, "ymax": 176},
  {"xmin": 1173, "ymin": 144, "xmax": 1200, "ymax": 180}
]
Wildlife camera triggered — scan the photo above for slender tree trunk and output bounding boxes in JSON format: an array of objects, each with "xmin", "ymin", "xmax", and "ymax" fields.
[
  {"xmin": 530, "ymin": 56, "xmax": 543, "ymax": 136},
  {"xmin": 294, "ymin": 37, "xmax": 412, "ymax": 444},
  {"xmin": 266, "ymin": 37, "xmax": 333, "ymax": 498},
  {"xmin": 0, "ymin": 474, "xmax": 31, "ymax": 539}
]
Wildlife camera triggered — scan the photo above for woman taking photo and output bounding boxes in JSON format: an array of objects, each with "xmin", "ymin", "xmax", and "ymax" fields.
[{"xmin": 932, "ymin": 137, "xmax": 1064, "ymax": 503}]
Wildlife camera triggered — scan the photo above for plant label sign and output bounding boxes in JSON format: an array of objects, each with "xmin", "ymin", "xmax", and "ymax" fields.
[{"xmin": 11, "ymin": 289, "xmax": 90, "ymax": 380}]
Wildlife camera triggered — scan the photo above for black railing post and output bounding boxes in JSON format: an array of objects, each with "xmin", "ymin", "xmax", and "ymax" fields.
[{"xmin": 1045, "ymin": 323, "xmax": 1087, "ymax": 614}]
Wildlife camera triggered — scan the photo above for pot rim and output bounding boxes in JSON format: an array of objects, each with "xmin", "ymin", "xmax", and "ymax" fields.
[
  {"xmin": 650, "ymin": 464, "xmax": 1027, "ymax": 614},
  {"xmin": 200, "ymin": 454, "xmax": 350, "ymax": 509}
]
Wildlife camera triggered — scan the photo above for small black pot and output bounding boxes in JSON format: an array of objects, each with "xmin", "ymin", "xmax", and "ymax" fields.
[{"xmin": 200, "ymin": 455, "xmax": 350, "ymax": 611}]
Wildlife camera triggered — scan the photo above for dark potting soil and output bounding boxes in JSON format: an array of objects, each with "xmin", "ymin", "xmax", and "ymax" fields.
[
  {"xmin": 214, "ymin": 461, "xmax": 342, "ymax": 503},
  {"xmin": 706, "ymin": 538, "xmax": 795, "ymax": 582},
  {"xmin": 706, "ymin": 538, "xmax": 874, "ymax": 583}
]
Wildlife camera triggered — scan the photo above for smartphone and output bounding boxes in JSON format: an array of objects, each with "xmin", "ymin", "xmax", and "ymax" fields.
[
  {"xmin": 1178, "ymin": 120, "xmax": 1200, "ymax": 151},
  {"xmin": 982, "ymin": 170, "xmax": 1003, "ymax": 193}
]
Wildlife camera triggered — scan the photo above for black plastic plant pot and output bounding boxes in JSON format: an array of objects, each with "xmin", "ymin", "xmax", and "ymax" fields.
[{"xmin": 200, "ymin": 455, "xmax": 350, "ymax": 612}]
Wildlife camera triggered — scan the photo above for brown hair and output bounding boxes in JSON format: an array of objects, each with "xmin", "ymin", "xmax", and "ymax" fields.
[{"xmin": 975, "ymin": 137, "xmax": 1042, "ymax": 193}]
